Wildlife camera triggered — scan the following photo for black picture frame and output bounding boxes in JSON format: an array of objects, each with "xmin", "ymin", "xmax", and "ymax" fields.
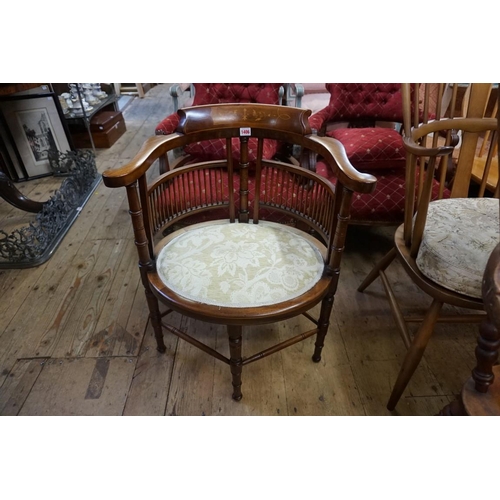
[{"xmin": 0, "ymin": 92, "xmax": 73, "ymax": 181}]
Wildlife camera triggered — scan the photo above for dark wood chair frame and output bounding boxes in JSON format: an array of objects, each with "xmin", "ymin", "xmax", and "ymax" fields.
[{"xmin": 103, "ymin": 103, "xmax": 376, "ymax": 400}]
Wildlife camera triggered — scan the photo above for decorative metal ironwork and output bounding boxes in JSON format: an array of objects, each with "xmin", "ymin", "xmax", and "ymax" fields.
[{"xmin": 0, "ymin": 149, "xmax": 99, "ymax": 268}]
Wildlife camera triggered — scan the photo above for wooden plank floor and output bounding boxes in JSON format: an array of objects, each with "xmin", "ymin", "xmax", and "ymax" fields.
[{"xmin": 0, "ymin": 84, "xmax": 479, "ymax": 416}]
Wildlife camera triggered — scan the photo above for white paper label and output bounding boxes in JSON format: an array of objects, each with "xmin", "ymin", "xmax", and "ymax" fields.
[{"xmin": 240, "ymin": 127, "xmax": 251, "ymax": 136}]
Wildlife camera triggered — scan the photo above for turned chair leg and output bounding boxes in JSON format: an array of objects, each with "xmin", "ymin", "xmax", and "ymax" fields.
[
  {"xmin": 228, "ymin": 325, "xmax": 243, "ymax": 401},
  {"xmin": 387, "ymin": 299, "xmax": 443, "ymax": 411},
  {"xmin": 472, "ymin": 317, "xmax": 500, "ymax": 392},
  {"xmin": 144, "ymin": 287, "xmax": 167, "ymax": 353},
  {"xmin": 313, "ymin": 293, "xmax": 335, "ymax": 362},
  {"xmin": 358, "ymin": 247, "xmax": 397, "ymax": 292}
]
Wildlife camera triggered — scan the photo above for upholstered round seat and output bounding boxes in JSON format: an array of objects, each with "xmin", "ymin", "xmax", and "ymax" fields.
[
  {"xmin": 156, "ymin": 221, "xmax": 325, "ymax": 308},
  {"xmin": 416, "ymin": 198, "xmax": 500, "ymax": 298}
]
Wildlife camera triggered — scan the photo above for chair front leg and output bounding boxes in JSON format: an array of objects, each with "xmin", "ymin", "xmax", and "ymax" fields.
[
  {"xmin": 228, "ymin": 325, "xmax": 243, "ymax": 401},
  {"xmin": 312, "ymin": 292, "xmax": 335, "ymax": 362},
  {"xmin": 144, "ymin": 285, "xmax": 166, "ymax": 353},
  {"xmin": 387, "ymin": 299, "xmax": 443, "ymax": 410}
]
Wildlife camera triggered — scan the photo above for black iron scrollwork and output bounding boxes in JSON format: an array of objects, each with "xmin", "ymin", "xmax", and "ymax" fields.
[{"xmin": 0, "ymin": 149, "xmax": 99, "ymax": 267}]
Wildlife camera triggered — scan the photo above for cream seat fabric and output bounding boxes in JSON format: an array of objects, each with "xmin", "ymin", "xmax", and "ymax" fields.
[
  {"xmin": 156, "ymin": 221, "xmax": 325, "ymax": 307},
  {"xmin": 416, "ymin": 198, "xmax": 500, "ymax": 298}
]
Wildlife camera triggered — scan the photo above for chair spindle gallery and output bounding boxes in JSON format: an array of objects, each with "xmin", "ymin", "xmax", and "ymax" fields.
[{"xmin": 102, "ymin": 103, "xmax": 376, "ymax": 400}]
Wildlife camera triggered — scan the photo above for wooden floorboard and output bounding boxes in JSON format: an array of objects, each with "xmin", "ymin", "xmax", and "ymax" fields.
[{"xmin": 0, "ymin": 83, "xmax": 481, "ymax": 416}]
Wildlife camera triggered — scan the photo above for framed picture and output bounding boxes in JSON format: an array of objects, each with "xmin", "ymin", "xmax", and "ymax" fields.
[
  {"xmin": 0, "ymin": 93, "xmax": 72, "ymax": 180},
  {"xmin": 0, "ymin": 118, "xmax": 25, "ymax": 180}
]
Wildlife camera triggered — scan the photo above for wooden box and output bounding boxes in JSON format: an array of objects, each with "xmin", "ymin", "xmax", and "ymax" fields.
[
  {"xmin": 90, "ymin": 110, "xmax": 123, "ymax": 133},
  {"xmin": 72, "ymin": 116, "xmax": 126, "ymax": 149}
]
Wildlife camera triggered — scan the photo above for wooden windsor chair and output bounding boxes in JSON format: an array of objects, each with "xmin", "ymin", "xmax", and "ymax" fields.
[
  {"xmin": 358, "ymin": 83, "xmax": 500, "ymax": 411},
  {"xmin": 102, "ymin": 103, "xmax": 376, "ymax": 400}
]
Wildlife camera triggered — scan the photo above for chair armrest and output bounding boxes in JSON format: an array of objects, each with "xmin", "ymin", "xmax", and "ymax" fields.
[
  {"xmin": 308, "ymin": 106, "xmax": 332, "ymax": 135},
  {"xmin": 405, "ymin": 117, "xmax": 497, "ymax": 157},
  {"xmin": 155, "ymin": 112, "xmax": 181, "ymax": 135},
  {"xmin": 403, "ymin": 135, "xmax": 456, "ymax": 158}
]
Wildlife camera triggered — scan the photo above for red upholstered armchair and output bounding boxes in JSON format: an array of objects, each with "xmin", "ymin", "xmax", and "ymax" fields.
[
  {"xmin": 306, "ymin": 83, "xmax": 412, "ymax": 225},
  {"xmin": 156, "ymin": 83, "xmax": 286, "ymax": 171}
]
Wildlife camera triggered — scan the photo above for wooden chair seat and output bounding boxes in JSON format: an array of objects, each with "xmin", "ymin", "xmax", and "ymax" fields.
[{"xmin": 151, "ymin": 220, "xmax": 329, "ymax": 321}]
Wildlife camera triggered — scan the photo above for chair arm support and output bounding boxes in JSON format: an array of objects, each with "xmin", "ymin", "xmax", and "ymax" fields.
[
  {"xmin": 288, "ymin": 83, "xmax": 305, "ymax": 107},
  {"xmin": 308, "ymin": 106, "xmax": 331, "ymax": 135},
  {"xmin": 309, "ymin": 135, "xmax": 377, "ymax": 194},
  {"xmin": 169, "ymin": 83, "xmax": 192, "ymax": 112},
  {"xmin": 278, "ymin": 85, "xmax": 285, "ymax": 104},
  {"xmin": 155, "ymin": 112, "xmax": 181, "ymax": 136}
]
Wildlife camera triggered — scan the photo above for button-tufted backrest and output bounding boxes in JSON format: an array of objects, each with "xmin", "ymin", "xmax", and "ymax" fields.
[
  {"xmin": 325, "ymin": 83, "xmax": 404, "ymax": 122},
  {"xmin": 192, "ymin": 83, "xmax": 283, "ymax": 105}
]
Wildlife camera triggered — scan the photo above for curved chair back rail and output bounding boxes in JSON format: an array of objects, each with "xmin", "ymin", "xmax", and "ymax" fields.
[{"xmin": 104, "ymin": 104, "xmax": 376, "ymax": 192}]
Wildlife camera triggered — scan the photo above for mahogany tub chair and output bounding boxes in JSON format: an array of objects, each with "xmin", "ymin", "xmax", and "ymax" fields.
[
  {"xmin": 155, "ymin": 83, "xmax": 286, "ymax": 172},
  {"xmin": 102, "ymin": 103, "xmax": 376, "ymax": 400},
  {"xmin": 358, "ymin": 83, "xmax": 499, "ymax": 410}
]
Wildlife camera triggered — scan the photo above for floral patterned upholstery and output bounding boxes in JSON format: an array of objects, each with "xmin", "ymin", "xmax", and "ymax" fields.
[
  {"xmin": 155, "ymin": 83, "xmax": 284, "ymax": 162},
  {"xmin": 416, "ymin": 198, "xmax": 500, "ymax": 299},
  {"xmin": 156, "ymin": 221, "xmax": 324, "ymax": 307}
]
